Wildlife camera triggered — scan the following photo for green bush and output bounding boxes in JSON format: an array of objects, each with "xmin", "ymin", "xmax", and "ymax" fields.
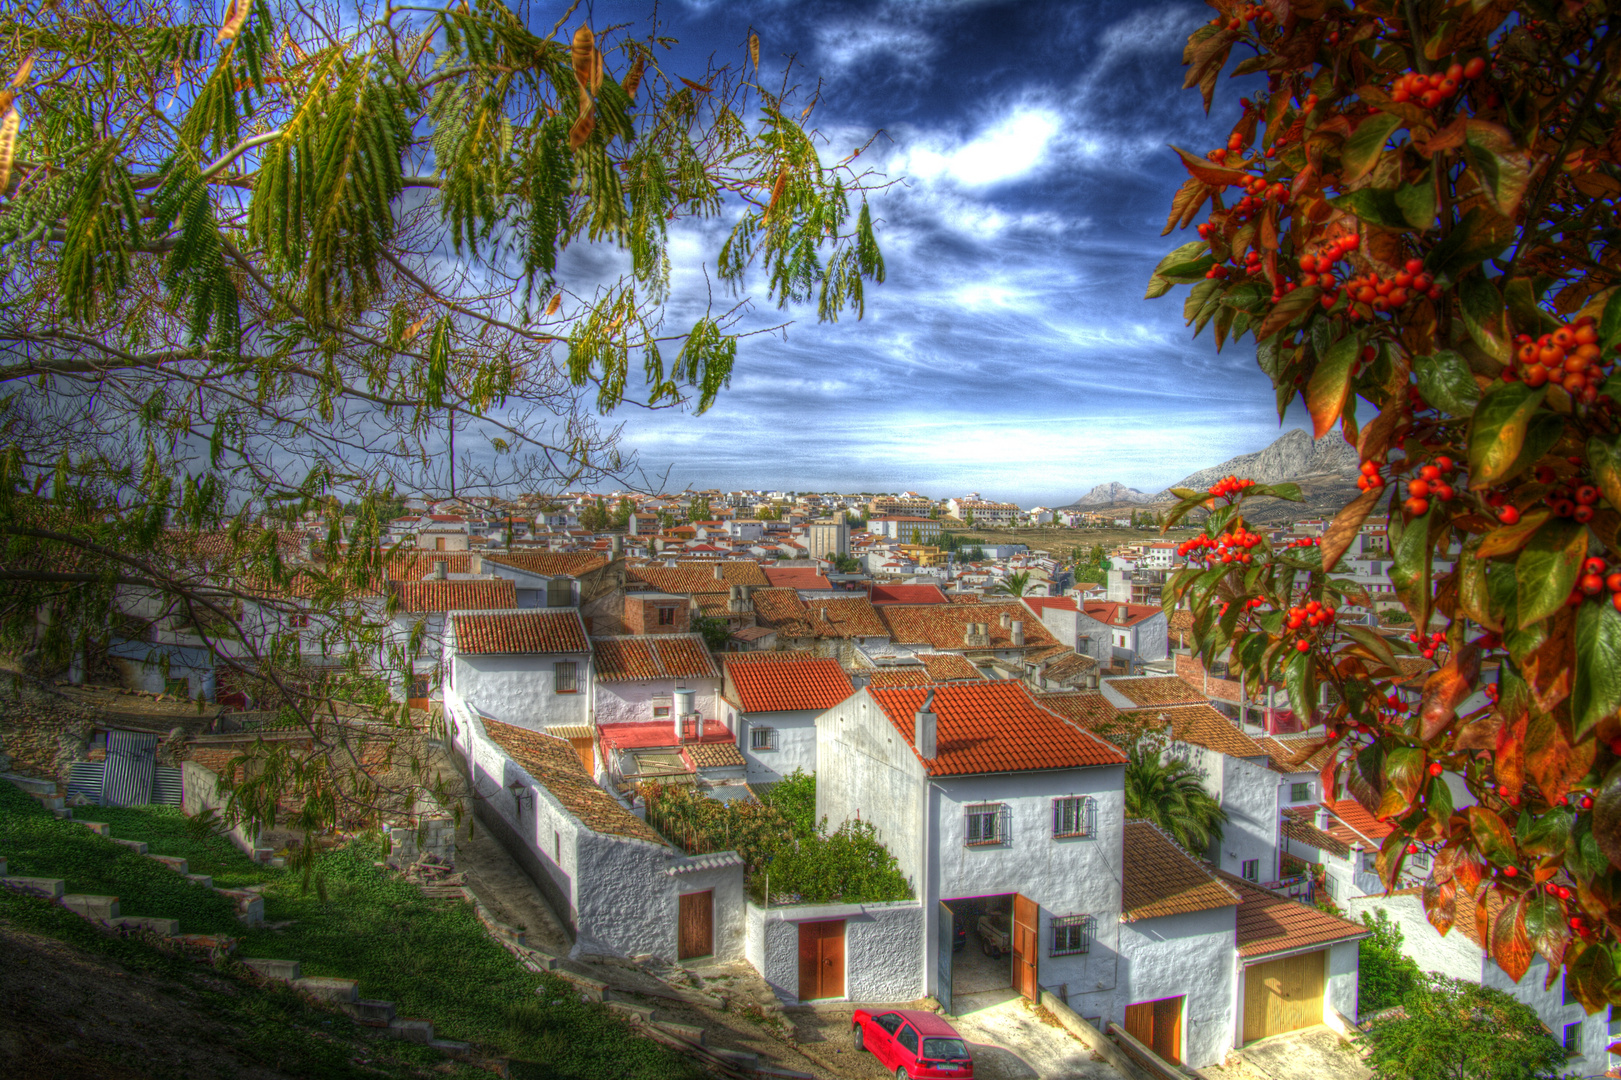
[
  {"xmin": 1357, "ymin": 974, "xmax": 1569, "ymax": 1080},
  {"xmin": 760, "ymin": 769, "xmax": 817, "ymax": 838},
  {"xmin": 757, "ymin": 819, "xmax": 911, "ymax": 906},
  {"xmin": 1358, "ymin": 908, "xmax": 1423, "ymax": 1014}
]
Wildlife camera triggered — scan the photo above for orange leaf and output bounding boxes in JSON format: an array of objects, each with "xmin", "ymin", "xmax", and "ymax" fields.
[
  {"xmin": 0, "ymin": 107, "xmax": 18, "ymax": 195},
  {"xmin": 1419, "ymin": 644, "xmax": 1481, "ymax": 740},
  {"xmin": 9, "ymin": 51, "xmax": 36, "ymax": 90},
  {"xmin": 1490, "ymin": 890, "xmax": 1535, "ymax": 984},
  {"xmin": 767, "ymin": 167, "xmax": 787, "ymax": 216},
  {"xmin": 1423, "ymin": 873, "xmax": 1456, "ymax": 935},
  {"xmin": 569, "ymin": 109, "xmax": 595, "ymax": 150},
  {"xmin": 680, "ymin": 77, "xmax": 713, "ymax": 93},
  {"xmin": 1493, "ymin": 711, "xmax": 1528, "ymax": 799},
  {"xmin": 1320, "ymin": 486, "xmax": 1381, "ymax": 574},
  {"xmin": 401, "ymin": 315, "xmax": 428, "ymax": 343},
  {"xmin": 1170, "ymin": 145, "xmax": 1247, "ymax": 187},
  {"xmin": 749, "ymin": 31, "xmax": 760, "ymax": 73},
  {"xmin": 623, "ymin": 51, "xmax": 644, "ymax": 100},
  {"xmin": 1526, "ymin": 710, "xmax": 1594, "ymax": 807}
]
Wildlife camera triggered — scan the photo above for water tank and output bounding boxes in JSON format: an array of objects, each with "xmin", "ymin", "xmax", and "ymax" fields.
[{"xmin": 674, "ymin": 688, "xmax": 696, "ymax": 717}]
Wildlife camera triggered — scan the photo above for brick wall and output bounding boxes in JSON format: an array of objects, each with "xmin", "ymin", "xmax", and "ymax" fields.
[{"xmin": 624, "ymin": 594, "xmax": 690, "ymax": 635}]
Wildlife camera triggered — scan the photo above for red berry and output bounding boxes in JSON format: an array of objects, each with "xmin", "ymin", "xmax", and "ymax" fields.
[
  {"xmin": 1582, "ymin": 573, "xmax": 1605, "ymax": 596},
  {"xmin": 1296, "ymin": 640, "xmax": 1310, "ymax": 652},
  {"xmin": 1406, "ymin": 844, "xmax": 1419, "ymax": 855},
  {"xmin": 1584, "ymin": 557, "xmax": 1607, "ymax": 575},
  {"xmin": 1498, "ymin": 506, "xmax": 1520, "ymax": 525},
  {"xmin": 1428, "ymin": 762, "xmax": 1443, "ymax": 776},
  {"xmin": 1582, "ymin": 795, "xmax": 1595, "ymax": 809},
  {"xmin": 1503, "ymin": 865, "xmax": 1518, "ymax": 877},
  {"xmin": 1464, "ymin": 57, "xmax": 1486, "ymax": 80}
]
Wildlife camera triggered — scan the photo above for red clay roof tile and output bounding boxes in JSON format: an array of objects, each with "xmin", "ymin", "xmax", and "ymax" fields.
[
  {"xmin": 451, "ymin": 610, "xmax": 589, "ymax": 654},
  {"xmin": 592, "ymin": 635, "xmax": 720, "ymax": 682},
  {"xmin": 879, "ymin": 602, "xmax": 1058, "ymax": 652},
  {"xmin": 396, "ymin": 579, "xmax": 516, "ymax": 613},
  {"xmin": 1123, "ymin": 821, "xmax": 1242, "ymax": 922},
  {"xmin": 726, "ymin": 658, "xmax": 853, "ymax": 713},
  {"xmin": 1221, "ymin": 869, "xmax": 1368, "ymax": 957}
]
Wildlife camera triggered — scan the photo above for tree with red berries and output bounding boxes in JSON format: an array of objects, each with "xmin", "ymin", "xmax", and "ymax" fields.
[{"xmin": 1152, "ymin": 0, "xmax": 1621, "ymax": 1008}]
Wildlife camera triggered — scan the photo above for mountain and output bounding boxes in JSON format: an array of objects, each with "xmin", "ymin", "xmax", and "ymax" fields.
[
  {"xmin": 1059, "ymin": 429, "xmax": 1361, "ymax": 516},
  {"xmin": 1067, "ymin": 481, "xmax": 1158, "ymax": 507}
]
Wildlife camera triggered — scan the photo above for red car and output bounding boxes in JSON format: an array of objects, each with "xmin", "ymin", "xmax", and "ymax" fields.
[{"xmin": 851, "ymin": 1007, "xmax": 974, "ymax": 1079}]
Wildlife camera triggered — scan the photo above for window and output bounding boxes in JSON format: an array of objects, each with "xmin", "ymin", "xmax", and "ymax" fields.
[
  {"xmin": 875, "ymin": 1013, "xmax": 903, "ymax": 1035},
  {"xmin": 409, "ymin": 676, "xmax": 431, "ymax": 700},
  {"xmin": 965, "ymin": 803, "xmax": 1005, "ymax": 846},
  {"xmin": 1408, "ymin": 846, "xmax": 1430, "ymax": 869},
  {"xmin": 896, "ymin": 1024, "xmax": 919, "ymax": 1055},
  {"xmin": 653, "ymin": 705, "xmax": 672, "ymax": 718},
  {"xmin": 289, "ymin": 612, "xmax": 310, "ymax": 629},
  {"xmin": 750, "ymin": 726, "xmax": 776, "ymax": 751},
  {"xmin": 1241, "ymin": 859, "xmax": 1260, "ymax": 882},
  {"xmin": 554, "ymin": 661, "xmax": 577, "ymax": 694},
  {"xmin": 657, "ymin": 606, "xmax": 676, "ymax": 625},
  {"xmin": 1052, "ymin": 796, "xmax": 1096, "ymax": 839},
  {"xmin": 1290, "ymin": 782, "xmax": 1310, "ymax": 803},
  {"xmin": 1051, "ymin": 914, "xmax": 1094, "ymax": 956},
  {"xmin": 1565, "ymin": 1021, "xmax": 1583, "ymax": 1056},
  {"xmin": 922, "ymin": 1037, "xmax": 969, "ymax": 1062}
]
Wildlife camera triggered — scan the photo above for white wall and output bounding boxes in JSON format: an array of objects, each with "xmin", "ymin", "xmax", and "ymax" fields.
[
  {"xmin": 1327, "ymin": 939, "xmax": 1361, "ymax": 1025},
  {"xmin": 1135, "ymin": 614, "xmax": 1169, "ymax": 662},
  {"xmin": 739, "ymin": 708, "xmax": 820, "ymax": 784},
  {"xmin": 596, "ymin": 677, "xmax": 723, "ymax": 727},
  {"xmin": 815, "ymin": 691, "xmax": 930, "ymax": 888},
  {"xmin": 1117, "ymin": 905, "xmax": 1238, "ymax": 1069},
  {"xmin": 450, "ymin": 651, "xmax": 592, "ymax": 730},
  {"xmin": 1215, "ymin": 755, "xmax": 1280, "ymax": 882},
  {"xmin": 746, "ymin": 900, "xmax": 925, "ymax": 1004}
]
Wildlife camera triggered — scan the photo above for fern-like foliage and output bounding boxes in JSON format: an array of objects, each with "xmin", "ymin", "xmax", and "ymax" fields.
[{"xmin": 152, "ymin": 150, "xmax": 241, "ymax": 353}]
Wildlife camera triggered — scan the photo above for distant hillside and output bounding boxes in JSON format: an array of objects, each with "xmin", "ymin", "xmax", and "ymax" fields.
[{"xmin": 1060, "ymin": 429, "xmax": 1361, "ymax": 521}]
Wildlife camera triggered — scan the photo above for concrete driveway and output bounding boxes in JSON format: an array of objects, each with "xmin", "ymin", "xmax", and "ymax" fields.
[
  {"xmin": 949, "ymin": 995, "xmax": 1121, "ymax": 1080},
  {"xmin": 1215, "ymin": 1026, "xmax": 1372, "ymax": 1080}
]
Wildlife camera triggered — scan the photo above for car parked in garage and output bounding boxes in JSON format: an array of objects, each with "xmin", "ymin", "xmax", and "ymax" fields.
[{"xmin": 852, "ymin": 1008, "xmax": 974, "ymax": 1078}]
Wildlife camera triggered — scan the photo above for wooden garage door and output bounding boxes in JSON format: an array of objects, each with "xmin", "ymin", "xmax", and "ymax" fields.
[
  {"xmin": 1124, "ymin": 996, "xmax": 1183, "ymax": 1064},
  {"xmin": 677, "ymin": 890, "xmax": 713, "ymax": 960},
  {"xmin": 797, "ymin": 920, "xmax": 845, "ymax": 1001},
  {"xmin": 1243, "ymin": 951, "xmax": 1325, "ymax": 1042},
  {"xmin": 1012, "ymin": 894, "xmax": 1039, "ymax": 1001}
]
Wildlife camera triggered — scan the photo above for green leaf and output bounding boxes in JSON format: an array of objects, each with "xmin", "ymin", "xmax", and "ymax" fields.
[
  {"xmin": 1183, "ymin": 278, "xmax": 1220, "ymax": 323},
  {"xmin": 1573, "ymin": 598, "xmax": 1621, "ymax": 737},
  {"xmin": 1342, "ymin": 113, "xmax": 1403, "ymax": 184},
  {"xmin": 1254, "ymin": 287, "xmax": 1321, "ymax": 341},
  {"xmin": 1522, "ymin": 805, "xmax": 1574, "ymax": 859},
  {"xmin": 1601, "ymin": 288, "xmax": 1621, "ymax": 353},
  {"xmin": 1468, "ymin": 381, "xmax": 1547, "ymax": 489},
  {"xmin": 1515, "ymin": 519, "xmax": 1588, "ymax": 628},
  {"xmin": 1307, "ymin": 331, "xmax": 1362, "ymax": 439},
  {"xmin": 1427, "ymin": 207, "xmax": 1516, "ymax": 282},
  {"xmin": 1506, "ymin": 277, "xmax": 1561, "ymax": 337},
  {"xmin": 1343, "ymin": 623, "xmax": 1401, "ymax": 671},
  {"xmin": 1285, "ymin": 648, "xmax": 1316, "ymax": 722},
  {"xmin": 1506, "ymin": 413, "xmax": 1563, "ymax": 486},
  {"xmin": 1152, "ymin": 240, "xmax": 1210, "ymax": 275},
  {"xmin": 1390, "ymin": 504, "xmax": 1434, "ymax": 620},
  {"xmin": 1156, "ymin": 257, "xmax": 1218, "ymax": 284},
  {"xmin": 1459, "ymin": 274, "xmax": 1510, "ymax": 362},
  {"xmin": 1467, "ymin": 805, "xmax": 1518, "ymax": 865},
  {"xmin": 1265, "ymin": 482, "xmax": 1303, "ymax": 502},
  {"xmin": 1394, "ymin": 181, "xmax": 1437, "ymax": 230},
  {"xmin": 1463, "ymin": 119, "xmax": 1533, "ymax": 219},
  {"xmin": 1379, "ymin": 746, "xmax": 1426, "ymax": 819},
  {"xmin": 1522, "ymin": 890, "xmax": 1569, "ymax": 968},
  {"xmin": 1329, "ymin": 188, "xmax": 1409, "ymax": 230},
  {"xmin": 1589, "ymin": 436, "xmax": 1621, "ymax": 513},
  {"xmin": 1415, "ymin": 350, "xmax": 1482, "ymax": 417}
]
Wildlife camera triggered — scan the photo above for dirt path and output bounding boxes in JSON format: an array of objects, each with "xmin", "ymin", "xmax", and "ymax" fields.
[{"xmin": 450, "ymin": 821, "xmax": 572, "ymax": 956}]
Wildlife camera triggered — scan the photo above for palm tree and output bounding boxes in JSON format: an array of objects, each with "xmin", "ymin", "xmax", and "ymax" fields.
[
  {"xmin": 996, "ymin": 570, "xmax": 1032, "ymax": 597},
  {"xmin": 1124, "ymin": 744, "xmax": 1228, "ymax": 854}
]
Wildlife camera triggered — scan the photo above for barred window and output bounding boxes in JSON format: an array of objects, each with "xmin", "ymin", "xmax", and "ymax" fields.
[
  {"xmin": 750, "ymin": 726, "xmax": 775, "ymax": 751},
  {"xmin": 965, "ymin": 803, "xmax": 1005, "ymax": 847},
  {"xmin": 1051, "ymin": 914, "xmax": 1094, "ymax": 956},
  {"xmin": 1290, "ymin": 782, "xmax": 1310, "ymax": 803},
  {"xmin": 554, "ymin": 661, "xmax": 577, "ymax": 694},
  {"xmin": 1052, "ymin": 796, "xmax": 1096, "ymax": 839}
]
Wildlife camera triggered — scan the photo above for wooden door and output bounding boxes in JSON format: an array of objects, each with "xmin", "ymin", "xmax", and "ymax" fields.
[
  {"xmin": 1243, "ymin": 951, "xmax": 1325, "ymax": 1042},
  {"xmin": 1124, "ymin": 996, "xmax": 1184, "ymax": 1064},
  {"xmin": 1011, "ymin": 894, "xmax": 1039, "ymax": 1001},
  {"xmin": 677, "ymin": 890, "xmax": 713, "ymax": 961},
  {"xmin": 407, "ymin": 676, "xmax": 431, "ymax": 713},
  {"xmin": 569, "ymin": 736, "xmax": 595, "ymax": 777},
  {"xmin": 797, "ymin": 919, "xmax": 846, "ymax": 1000}
]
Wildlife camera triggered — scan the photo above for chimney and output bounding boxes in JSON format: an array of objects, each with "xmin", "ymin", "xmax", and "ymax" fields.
[
  {"xmin": 914, "ymin": 687, "xmax": 937, "ymax": 759},
  {"xmin": 1011, "ymin": 619, "xmax": 1024, "ymax": 647},
  {"xmin": 468, "ymin": 553, "xmax": 483, "ymax": 575},
  {"xmin": 610, "ymin": 535, "xmax": 623, "ymax": 558},
  {"xmin": 820, "ymin": 607, "xmax": 828, "ymax": 623},
  {"xmin": 1000, "ymin": 612, "xmax": 1012, "ymax": 629},
  {"xmin": 714, "ymin": 564, "xmax": 725, "ymax": 580},
  {"xmin": 964, "ymin": 622, "xmax": 977, "ymax": 647},
  {"xmin": 431, "ymin": 559, "xmax": 448, "ymax": 580}
]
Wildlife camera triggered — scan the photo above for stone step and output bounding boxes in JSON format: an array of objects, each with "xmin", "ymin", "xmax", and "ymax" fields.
[
  {"xmin": 342, "ymin": 998, "xmax": 397, "ymax": 1026},
  {"xmin": 607, "ymin": 1000, "xmax": 659, "ymax": 1024},
  {"xmin": 77, "ymin": 821, "xmax": 111, "ymax": 835},
  {"xmin": 1, "ymin": 876, "xmax": 65, "ymax": 899},
  {"xmin": 109, "ymin": 838, "xmax": 148, "ymax": 855},
  {"xmin": 2, "ymin": 773, "xmax": 56, "ymax": 796},
  {"xmin": 549, "ymin": 970, "xmax": 609, "ymax": 1002},
  {"xmin": 147, "ymin": 854, "xmax": 188, "ymax": 874},
  {"xmin": 216, "ymin": 888, "xmax": 264, "ymax": 925},
  {"xmin": 252, "ymin": 848, "xmax": 276, "ymax": 864},
  {"xmin": 242, "ymin": 957, "xmax": 302, "ymax": 981},
  {"xmin": 653, "ymin": 1020, "xmax": 706, "ymax": 1046},
  {"xmin": 709, "ymin": 1049, "xmax": 759, "ymax": 1072},
  {"xmin": 61, "ymin": 894, "xmax": 120, "ymax": 920},
  {"xmin": 34, "ymin": 794, "xmax": 65, "ymax": 811},
  {"xmin": 185, "ymin": 873, "xmax": 214, "ymax": 888},
  {"xmin": 292, "ymin": 976, "xmax": 359, "ymax": 1003},
  {"xmin": 388, "ymin": 1018, "xmax": 434, "ymax": 1044},
  {"xmin": 428, "ymin": 1037, "xmax": 472, "ymax": 1055},
  {"xmin": 107, "ymin": 915, "xmax": 181, "ymax": 936},
  {"xmin": 175, "ymin": 933, "xmax": 237, "ymax": 954}
]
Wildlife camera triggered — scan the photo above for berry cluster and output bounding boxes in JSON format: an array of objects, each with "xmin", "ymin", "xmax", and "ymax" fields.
[
  {"xmin": 1407, "ymin": 628, "xmax": 1447, "ymax": 660},
  {"xmin": 1483, "ymin": 490, "xmax": 1522, "ymax": 525},
  {"xmin": 1570, "ymin": 557, "xmax": 1621, "ymax": 613},
  {"xmin": 1540, "ymin": 470, "xmax": 1604, "ymax": 525},
  {"xmin": 1506, "ymin": 316, "xmax": 1608, "ymax": 402},
  {"xmin": 1401, "ymin": 457, "xmax": 1458, "ymax": 517},
  {"xmin": 1356, "ymin": 458, "xmax": 1387, "ymax": 492},
  {"xmin": 1390, "ymin": 58, "xmax": 1487, "ymax": 108},
  {"xmin": 1287, "ymin": 599, "xmax": 1336, "ymax": 650},
  {"xmin": 1210, "ymin": 475, "xmax": 1256, "ymax": 498},
  {"xmin": 1295, "ymin": 234, "xmax": 1361, "ymax": 308},
  {"xmin": 1344, "ymin": 259, "xmax": 1443, "ymax": 318},
  {"xmin": 1206, "ymin": 248, "xmax": 1267, "ymax": 280},
  {"xmin": 1177, "ymin": 527, "xmax": 1264, "ymax": 565},
  {"xmin": 1284, "ymin": 536, "xmax": 1319, "ymax": 548}
]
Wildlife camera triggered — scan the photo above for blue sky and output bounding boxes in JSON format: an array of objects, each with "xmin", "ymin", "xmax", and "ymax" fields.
[{"xmin": 573, "ymin": 0, "xmax": 1313, "ymax": 506}]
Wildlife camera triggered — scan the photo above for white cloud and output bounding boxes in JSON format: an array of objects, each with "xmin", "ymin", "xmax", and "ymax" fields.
[{"xmin": 897, "ymin": 107, "xmax": 1062, "ymax": 187}]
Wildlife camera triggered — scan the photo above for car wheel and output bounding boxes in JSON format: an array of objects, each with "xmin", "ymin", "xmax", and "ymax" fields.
[
  {"xmin": 896, "ymin": 1069, "xmax": 910, "ymax": 1080},
  {"xmin": 852, "ymin": 1025, "xmax": 864, "ymax": 1052},
  {"xmin": 990, "ymin": 945, "xmax": 1002, "ymax": 959}
]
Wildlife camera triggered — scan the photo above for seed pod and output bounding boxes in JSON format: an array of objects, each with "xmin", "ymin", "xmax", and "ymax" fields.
[
  {"xmin": 749, "ymin": 31, "xmax": 760, "ymax": 73},
  {"xmin": 10, "ymin": 52, "xmax": 36, "ymax": 89},
  {"xmin": 545, "ymin": 294, "xmax": 563, "ymax": 317},
  {"xmin": 572, "ymin": 24, "xmax": 596, "ymax": 94},
  {"xmin": 0, "ymin": 107, "xmax": 18, "ymax": 195},
  {"xmin": 623, "ymin": 51, "xmax": 644, "ymax": 100},
  {"xmin": 217, "ymin": 0, "xmax": 250, "ymax": 45},
  {"xmin": 767, "ymin": 166, "xmax": 787, "ymax": 217},
  {"xmin": 569, "ymin": 108, "xmax": 595, "ymax": 149}
]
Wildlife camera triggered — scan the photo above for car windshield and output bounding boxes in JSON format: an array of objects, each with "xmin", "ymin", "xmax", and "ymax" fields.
[{"xmin": 923, "ymin": 1037, "xmax": 969, "ymax": 1060}]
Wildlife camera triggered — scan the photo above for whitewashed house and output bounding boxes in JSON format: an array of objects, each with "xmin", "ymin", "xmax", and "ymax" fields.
[
  {"xmin": 814, "ymin": 680, "xmax": 1130, "ymax": 1019},
  {"xmin": 442, "ymin": 608, "xmax": 593, "ymax": 735},
  {"xmin": 1024, "ymin": 597, "xmax": 1170, "ymax": 671},
  {"xmin": 390, "ymin": 576, "xmax": 517, "ymax": 708},
  {"xmin": 720, "ymin": 655, "xmax": 854, "ymax": 785}
]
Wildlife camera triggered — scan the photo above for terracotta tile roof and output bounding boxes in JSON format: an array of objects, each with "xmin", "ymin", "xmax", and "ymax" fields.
[
  {"xmin": 727, "ymin": 658, "xmax": 853, "ymax": 713},
  {"xmin": 869, "ymin": 584, "xmax": 949, "ymax": 605},
  {"xmin": 918, "ymin": 653, "xmax": 983, "ymax": 682},
  {"xmin": 1322, "ymin": 798, "xmax": 1393, "ymax": 848},
  {"xmin": 395, "ymin": 578, "xmax": 516, "ymax": 613},
  {"xmin": 947, "ymin": 594, "xmax": 982, "ymax": 604},
  {"xmin": 763, "ymin": 567, "xmax": 833, "ymax": 590},
  {"xmin": 1036, "ymin": 650, "xmax": 1099, "ymax": 684},
  {"xmin": 1281, "ymin": 807, "xmax": 1351, "ymax": 860},
  {"xmin": 865, "ymin": 669, "xmax": 933, "ymax": 687},
  {"xmin": 1174, "ymin": 653, "xmax": 1248, "ymax": 703},
  {"xmin": 1105, "ymin": 676, "xmax": 1207, "ymax": 708},
  {"xmin": 687, "ymin": 741, "xmax": 746, "ymax": 769},
  {"xmin": 481, "ymin": 718, "xmax": 667, "ymax": 846},
  {"xmin": 722, "ymin": 650, "xmax": 822, "ymax": 663},
  {"xmin": 628, "ymin": 560, "xmax": 769, "ymax": 594},
  {"xmin": 1022, "ymin": 596, "xmax": 1076, "ymax": 617},
  {"xmin": 1036, "ymin": 691, "xmax": 1122, "ymax": 730},
  {"xmin": 1394, "ymin": 656, "xmax": 1436, "ymax": 686},
  {"xmin": 1122, "ymin": 821, "xmax": 1242, "ymax": 922},
  {"xmin": 751, "ymin": 589, "xmax": 887, "ymax": 639},
  {"xmin": 1128, "ymin": 704, "xmax": 1268, "ymax": 758},
  {"xmin": 879, "ymin": 602, "xmax": 1060, "ymax": 652},
  {"xmin": 486, "ymin": 552, "xmax": 609, "ymax": 577},
  {"xmin": 385, "ymin": 552, "xmax": 475, "ymax": 580},
  {"xmin": 1258, "ymin": 736, "xmax": 1338, "ymax": 776},
  {"xmin": 1080, "ymin": 602, "xmax": 1163, "ymax": 628},
  {"xmin": 1169, "ymin": 610, "xmax": 1196, "ymax": 633},
  {"xmin": 1221, "ymin": 870, "xmax": 1368, "ymax": 957},
  {"xmin": 592, "ymin": 635, "xmax": 720, "ymax": 682},
  {"xmin": 868, "ymin": 681, "xmax": 1128, "ymax": 776},
  {"xmin": 451, "ymin": 609, "xmax": 590, "ymax": 654}
]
